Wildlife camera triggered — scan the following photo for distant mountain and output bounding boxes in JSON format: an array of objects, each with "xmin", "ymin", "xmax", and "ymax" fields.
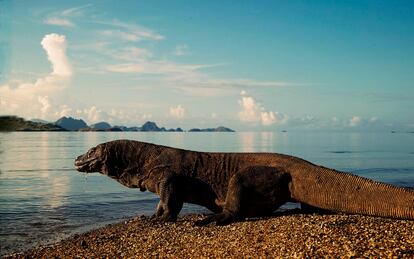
[
  {"xmin": 113, "ymin": 123, "xmax": 184, "ymax": 132},
  {"xmin": 0, "ymin": 116, "xmax": 66, "ymax": 131},
  {"xmin": 189, "ymin": 126, "xmax": 235, "ymax": 132},
  {"xmin": 89, "ymin": 122, "xmax": 112, "ymax": 130},
  {"xmin": 55, "ymin": 117, "xmax": 88, "ymax": 131},
  {"xmin": 141, "ymin": 121, "xmax": 162, "ymax": 131},
  {"xmin": 2, "ymin": 116, "xmax": 235, "ymax": 132}
]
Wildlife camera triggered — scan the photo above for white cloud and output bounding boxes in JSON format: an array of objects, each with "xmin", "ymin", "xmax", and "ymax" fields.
[
  {"xmin": 83, "ymin": 106, "xmax": 104, "ymax": 123},
  {"xmin": 43, "ymin": 4, "xmax": 92, "ymax": 28},
  {"xmin": 238, "ymin": 94, "xmax": 260, "ymax": 123},
  {"xmin": 41, "ymin": 34, "xmax": 72, "ymax": 77},
  {"xmin": 100, "ymin": 30, "xmax": 143, "ymax": 42},
  {"xmin": 349, "ymin": 116, "xmax": 362, "ymax": 127},
  {"xmin": 174, "ymin": 44, "xmax": 189, "ymax": 56},
  {"xmin": 98, "ymin": 19, "xmax": 164, "ymax": 42},
  {"xmin": 169, "ymin": 105, "xmax": 185, "ymax": 119},
  {"xmin": 69, "ymin": 106, "xmax": 109, "ymax": 124},
  {"xmin": 238, "ymin": 91, "xmax": 287, "ymax": 126},
  {"xmin": 38, "ymin": 96, "xmax": 51, "ymax": 116},
  {"xmin": 104, "ymin": 61, "xmax": 207, "ymax": 75},
  {"xmin": 55, "ymin": 105, "xmax": 72, "ymax": 118},
  {"xmin": 261, "ymin": 111, "xmax": 276, "ymax": 126},
  {"xmin": 60, "ymin": 4, "xmax": 93, "ymax": 17},
  {"xmin": 105, "ymin": 63, "xmax": 144, "ymax": 73},
  {"xmin": 89, "ymin": 19, "xmax": 294, "ymax": 97},
  {"xmin": 73, "ymin": 43, "xmax": 154, "ymax": 73},
  {"xmin": 0, "ymin": 33, "xmax": 72, "ymax": 119},
  {"xmin": 44, "ymin": 17, "xmax": 74, "ymax": 27},
  {"xmin": 58, "ymin": 106, "xmax": 154, "ymax": 125},
  {"xmin": 105, "ymin": 59, "xmax": 292, "ymax": 97}
]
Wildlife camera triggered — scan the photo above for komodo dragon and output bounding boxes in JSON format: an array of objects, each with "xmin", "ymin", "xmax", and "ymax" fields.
[{"xmin": 74, "ymin": 139, "xmax": 414, "ymax": 225}]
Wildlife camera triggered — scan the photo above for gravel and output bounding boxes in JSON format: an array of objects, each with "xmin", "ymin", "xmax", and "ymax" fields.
[{"xmin": 5, "ymin": 213, "xmax": 414, "ymax": 258}]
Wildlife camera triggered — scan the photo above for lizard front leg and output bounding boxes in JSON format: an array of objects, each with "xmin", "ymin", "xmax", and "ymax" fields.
[{"xmin": 154, "ymin": 174, "xmax": 184, "ymax": 222}]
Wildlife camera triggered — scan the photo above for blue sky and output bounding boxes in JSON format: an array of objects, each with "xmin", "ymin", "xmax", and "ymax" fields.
[{"xmin": 0, "ymin": 0, "xmax": 413, "ymax": 131}]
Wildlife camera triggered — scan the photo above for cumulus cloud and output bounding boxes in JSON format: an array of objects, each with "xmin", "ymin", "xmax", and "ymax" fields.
[
  {"xmin": 345, "ymin": 116, "xmax": 382, "ymax": 129},
  {"xmin": 261, "ymin": 111, "xmax": 277, "ymax": 126},
  {"xmin": 0, "ymin": 33, "xmax": 72, "ymax": 119},
  {"xmin": 68, "ymin": 106, "xmax": 154, "ymax": 125},
  {"xmin": 55, "ymin": 105, "xmax": 72, "ymax": 118},
  {"xmin": 349, "ymin": 116, "xmax": 362, "ymax": 127},
  {"xmin": 79, "ymin": 106, "xmax": 105, "ymax": 123},
  {"xmin": 169, "ymin": 105, "xmax": 185, "ymax": 119},
  {"xmin": 238, "ymin": 91, "xmax": 287, "ymax": 126},
  {"xmin": 238, "ymin": 91, "xmax": 258, "ymax": 123},
  {"xmin": 41, "ymin": 34, "xmax": 72, "ymax": 77},
  {"xmin": 38, "ymin": 96, "xmax": 51, "ymax": 116}
]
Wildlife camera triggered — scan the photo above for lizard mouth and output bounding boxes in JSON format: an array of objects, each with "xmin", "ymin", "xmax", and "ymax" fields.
[{"xmin": 74, "ymin": 157, "xmax": 99, "ymax": 172}]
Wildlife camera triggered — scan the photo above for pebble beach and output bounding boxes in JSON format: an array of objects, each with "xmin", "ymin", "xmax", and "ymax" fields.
[{"xmin": 6, "ymin": 212, "xmax": 414, "ymax": 258}]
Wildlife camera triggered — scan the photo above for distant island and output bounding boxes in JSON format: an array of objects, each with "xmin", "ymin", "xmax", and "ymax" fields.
[
  {"xmin": 188, "ymin": 126, "xmax": 234, "ymax": 132},
  {"xmin": 0, "ymin": 116, "xmax": 235, "ymax": 132},
  {"xmin": 0, "ymin": 116, "xmax": 66, "ymax": 131}
]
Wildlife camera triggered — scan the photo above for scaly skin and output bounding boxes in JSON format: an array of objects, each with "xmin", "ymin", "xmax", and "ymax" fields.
[{"xmin": 74, "ymin": 139, "xmax": 414, "ymax": 225}]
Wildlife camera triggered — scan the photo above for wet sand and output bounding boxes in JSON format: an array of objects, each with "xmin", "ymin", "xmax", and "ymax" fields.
[{"xmin": 5, "ymin": 213, "xmax": 414, "ymax": 258}]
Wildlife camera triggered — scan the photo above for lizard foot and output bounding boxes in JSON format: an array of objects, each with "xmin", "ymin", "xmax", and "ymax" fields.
[{"xmin": 195, "ymin": 212, "xmax": 234, "ymax": 226}]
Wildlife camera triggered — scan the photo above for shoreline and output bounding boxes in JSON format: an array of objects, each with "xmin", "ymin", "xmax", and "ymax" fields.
[{"xmin": 5, "ymin": 213, "xmax": 414, "ymax": 258}]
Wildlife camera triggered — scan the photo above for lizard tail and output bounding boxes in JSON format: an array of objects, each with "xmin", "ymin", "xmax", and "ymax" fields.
[{"xmin": 290, "ymin": 166, "xmax": 414, "ymax": 220}]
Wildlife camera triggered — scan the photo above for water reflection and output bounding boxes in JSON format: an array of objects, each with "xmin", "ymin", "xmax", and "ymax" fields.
[
  {"xmin": 239, "ymin": 132, "xmax": 256, "ymax": 152},
  {"xmin": 259, "ymin": 132, "xmax": 275, "ymax": 152}
]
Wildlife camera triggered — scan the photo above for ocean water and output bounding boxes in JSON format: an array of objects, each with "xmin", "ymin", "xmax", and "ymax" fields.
[{"xmin": 0, "ymin": 132, "xmax": 413, "ymax": 255}]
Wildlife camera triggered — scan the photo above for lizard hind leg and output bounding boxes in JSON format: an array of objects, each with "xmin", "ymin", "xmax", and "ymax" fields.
[{"xmin": 196, "ymin": 166, "xmax": 291, "ymax": 226}]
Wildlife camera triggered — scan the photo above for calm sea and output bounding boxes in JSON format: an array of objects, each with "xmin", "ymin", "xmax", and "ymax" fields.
[{"xmin": 1, "ymin": 132, "xmax": 413, "ymax": 255}]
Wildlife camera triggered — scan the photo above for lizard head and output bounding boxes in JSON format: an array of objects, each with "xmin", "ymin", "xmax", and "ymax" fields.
[
  {"xmin": 74, "ymin": 140, "xmax": 147, "ymax": 181},
  {"xmin": 75, "ymin": 143, "xmax": 108, "ymax": 174}
]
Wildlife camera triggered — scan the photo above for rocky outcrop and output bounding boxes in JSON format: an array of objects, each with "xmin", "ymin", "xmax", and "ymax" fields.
[{"xmin": 55, "ymin": 117, "xmax": 88, "ymax": 131}]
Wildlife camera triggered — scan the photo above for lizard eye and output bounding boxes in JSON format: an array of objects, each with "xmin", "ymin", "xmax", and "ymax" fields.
[{"xmin": 87, "ymin": 148, "xmax": 96, "ymax": 158}]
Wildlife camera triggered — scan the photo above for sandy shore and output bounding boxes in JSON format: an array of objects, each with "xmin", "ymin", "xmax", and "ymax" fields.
[{"xmin": 5, "ymin": 212, "xmax": 414, "ymax": 258}]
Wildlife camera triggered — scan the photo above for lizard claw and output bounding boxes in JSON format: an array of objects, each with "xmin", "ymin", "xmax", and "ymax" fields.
[{"xmin": 195, "ymin": 213, "xmax": 234, "ymax": 226}]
